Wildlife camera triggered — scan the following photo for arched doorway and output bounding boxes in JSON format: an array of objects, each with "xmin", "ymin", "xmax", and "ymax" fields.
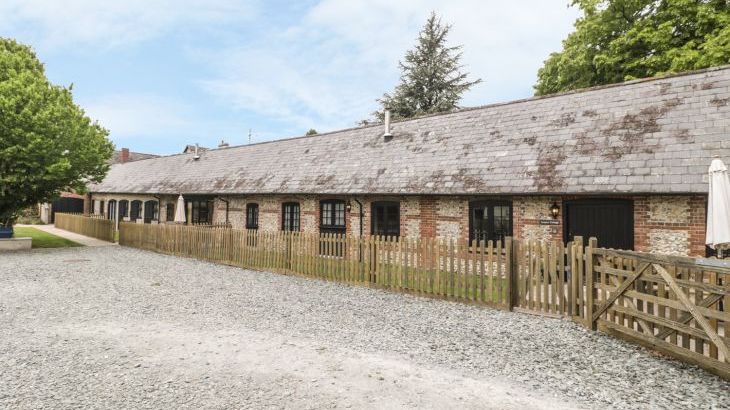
[
  {"xmin": 130, "ymin": 200, "xmax": 142, "ymax": 221},
  {"xmin": 143, "ymin": 200, "xmax": 158, "ymax": 224},
  {"xmin": 107, "ymin": 200, "xmax": 117, "ymax": 221},
  {"xmin": 118, "ymin": 200, "xmax": 129, "ymax": 221}
]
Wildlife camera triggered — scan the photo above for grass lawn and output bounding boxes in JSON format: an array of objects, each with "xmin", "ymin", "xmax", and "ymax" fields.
[{"xmin": 13, "ymin": 227, "xmax": 83, "ymax": 249}]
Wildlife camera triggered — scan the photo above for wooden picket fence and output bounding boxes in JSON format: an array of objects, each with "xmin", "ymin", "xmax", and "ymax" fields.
[
  {"xmin": 54, "ymin": 213, "xmax": 114, "ymax": 242},
  {"xmin": 119, "ymin": 223, "xmax": 514, "ymax": 308},
  {"xmin": 116, "ymin": 222, "xmax": 728, "ymax": 380}
]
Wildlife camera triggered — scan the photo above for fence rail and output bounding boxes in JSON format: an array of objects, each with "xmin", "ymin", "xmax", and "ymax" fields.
[
  {"xmin": 117, "ymin": 222, "xmax": 728, "ymax": 380},
  {"xmin": 588, "ymin": 246, "xmax": 729, "ymax": 379},
  {"xmin": 119, "ymin": 223, "xmax": 513, "ymax": 309},
  {"xmin": 54, "ymin": 213, "xmax": 115, "ymax": 242}
]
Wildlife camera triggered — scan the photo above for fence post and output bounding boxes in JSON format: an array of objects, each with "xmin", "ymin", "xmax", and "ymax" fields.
[
  {"xmin": 585, "ymin": 237, "xmax": 597, "ymax": 330},
  {"xmin": 571, "ymin": 236, "xmax": 583, "ymax": 318},
  {"xmin": 287, "ymin": 232, "xmax": 293, "ymax": 271},
  {"xmin": 505, "ymin": 236, "xmax": 515, "ymax": 311}
]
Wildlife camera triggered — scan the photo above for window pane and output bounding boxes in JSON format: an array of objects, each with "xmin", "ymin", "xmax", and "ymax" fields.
[
  {"xmin": 322, "ymin": 202, "xmax": 331, "ymax": 226},
  {"xmin": 283, "ymin": 203, "xmax": 300, "ymax": 231},
  {"xmin": 372, "ymin": 202, "xmax": 399, "ymax": 237},
  {"xmin": 469, "ymin": 202, "xmax": 512, "ymax": 243},
  {"xmin": 335, "ymin": 203, "xmax": 345, "ymax": 226},
  {"xmin": 472, "ymin": 207, "xmax": 486, "ymax": 241},
  {"xmin": 494, "ymin": 206, "xmax": 509, "ymax": 239},
  {"xmin": 247, "ymin": 204, "xmax": 258, "ymax": 228},
  {"xmin": 387, "ymin": 205, "xmax": 398, "ymax": 236}
]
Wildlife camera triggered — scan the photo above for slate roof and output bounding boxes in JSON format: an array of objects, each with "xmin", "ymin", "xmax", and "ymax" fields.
[
  {"xmin": 182, "ymin": 144, "xmax": 210, "ymax": 154},
  {"xmin": 110, "ymin": 150, "xmax": 159, "ymax": 164},
  {"xmin": 90, "ymin": 66, "xmax": 730, "ymax": 196}
]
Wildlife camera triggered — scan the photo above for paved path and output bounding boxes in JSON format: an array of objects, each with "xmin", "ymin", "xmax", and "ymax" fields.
[{"xmin": 15, "ymin": 224, "xmax": 115, "ymax": 247}]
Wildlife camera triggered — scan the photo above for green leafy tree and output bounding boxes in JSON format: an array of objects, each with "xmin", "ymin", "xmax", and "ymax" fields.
[
  {"xmin": 0, "ymin": 38, "xmax": 113, "ymax": 226},
  {"xmin": 305, "ymin": 128, "xmax": 318, "ymax": 136},
  {"xmin": 373, "ymin": 12, "xmax": 481, "ymax": 121},
  {"xmin": 535, "ymin": 0, "xmax": 730, "ymax": 95}
]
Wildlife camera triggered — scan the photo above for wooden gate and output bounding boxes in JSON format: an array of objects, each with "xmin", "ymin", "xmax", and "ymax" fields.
[
  {"xmin": 513, "ymin": 239, "xmax": 575, "ymax": 316},
  {"xmin": 588, "ymin": 248, "xmax": 729, "ymax": 379}
]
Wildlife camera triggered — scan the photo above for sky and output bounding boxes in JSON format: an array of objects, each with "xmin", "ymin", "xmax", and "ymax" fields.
[{"xmin": 0, "ymin": 0, "xmax": 581, "ymax": 155}]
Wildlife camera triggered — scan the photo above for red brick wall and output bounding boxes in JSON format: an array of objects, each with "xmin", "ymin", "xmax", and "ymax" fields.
[
  {"xmin": 419, "ymin": 197, "xmax": 437, "ymax": 237},
  {"xmin": 633, "ymin": 195, "xmax": 707, "ymax": 256}
]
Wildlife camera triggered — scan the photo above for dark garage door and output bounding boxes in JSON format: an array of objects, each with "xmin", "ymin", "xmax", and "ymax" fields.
[
  {"xmin": 51, "ymin": 197, "xmax": 84, "ymax": 223},
  {"xmin": 564, "ymin": 199, "xmax": 633, "ymax": 250}
]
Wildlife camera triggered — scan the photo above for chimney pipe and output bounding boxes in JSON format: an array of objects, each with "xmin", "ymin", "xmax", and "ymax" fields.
[
  {"xmin": 120, "ymin": 148, "xmax": 130, "ymax": 163},
  {"xmin": 193, "ymin": 143, "xmax": 200, "ymax": 160},
  {"xmin": 383, "ymin": 110, "xmax": 393, "ymax": 140}
]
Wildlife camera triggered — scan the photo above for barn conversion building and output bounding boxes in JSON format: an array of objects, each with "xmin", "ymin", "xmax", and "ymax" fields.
[
  {"xmin": 39, "ymin": 148, "xmax": 159, "ymax": 223},
  {"xmin": 88, "ymin": 66, "xmax": 730, "ymax": 256}
]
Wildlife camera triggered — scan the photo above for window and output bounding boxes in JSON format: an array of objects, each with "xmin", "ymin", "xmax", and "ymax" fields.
[
  {"xmin": 282, "ymin": 202, "xmax": 300, "ymax": 231},
  {"xmin": 246, "ymin": 203, "xmax": 259, "ymax": 229},
  {"xmin": 144, "ymin": 200, "xmax": 158, "ymax": 223},
  {"xmin": 119, "ymin": 200, "xmax": 129, "ymax": 220},
  {"xmin": 371, "ymin": 201, "xmax": 400, "ymax": 237},
  {"xmin": 107, "ymin": 200, "xmax": 117, "ymax": 220},
  {"xmin": 99, "ymin": 200, "xmax": 105, "ymax": 216},
  {"xmin": 130, "ymin": 200, "xmax": 142, "ymax": 220},
  {"xmin": 166, "ymin": 203, "xmax": 175, "ymax": 222},
  {"xmin": 320, "ymin": 200, "xmax": 346, "ymax": 234},
  {"xmin": 319, "ymin": 200, "xmax": 346, "ymax": 256},
  {"xmin": 469, "ymin": 201, "xmax": 512, "ymax": 244},
  {"xmin": 188, "ymin": 199, "xmax": 213, "ymax": 224}
]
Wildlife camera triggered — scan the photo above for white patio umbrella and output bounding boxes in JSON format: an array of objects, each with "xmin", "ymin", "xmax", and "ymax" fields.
[
  {"xmin": 174, "ymin": 195, "xmax": 187, "ymax": 223},
  {"xmin": 706, "ymin": 158, "xmax": 730, "ymax": 257}
]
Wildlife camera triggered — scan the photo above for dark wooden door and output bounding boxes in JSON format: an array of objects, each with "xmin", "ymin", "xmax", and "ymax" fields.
[
  {"xmin": 564, "ymin": 199, "xmax": 633, "ymax": 250},
  {"xmin": 51, "ymin": 197, "xmax": 84, "ymax": 223}
]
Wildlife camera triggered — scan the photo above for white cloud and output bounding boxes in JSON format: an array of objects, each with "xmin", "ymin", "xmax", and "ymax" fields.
[
  {"xmin": 2, "ymin": 0, "xmax": 582, "ymax": 147},
  {"xmin": 80, "ymin": 93, "xmax": 193, "ymax": 140},
  {"xmin": 199, "ymin": 48, "xmax": 372, "ymax": 131},
  {"xmin": 199, "ymin": 0, "xmax": 581, "ymax": 134},
  {"xmin": 0, "ymin": 0, "xmax": 258, "ymax": 50},
  {"xmin": 80, "ymin": 93, "xmax": 258, "ymax": 153}
]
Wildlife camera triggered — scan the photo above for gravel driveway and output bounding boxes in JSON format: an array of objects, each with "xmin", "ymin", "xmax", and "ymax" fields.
[{"xmin": 1, "ymin": 247, "xmax": 727, "ymax": 409}]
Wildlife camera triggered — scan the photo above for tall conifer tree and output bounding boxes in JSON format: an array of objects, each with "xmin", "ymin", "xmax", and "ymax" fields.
[{"xmin": 372, "ymin": 12, "xmax": 481, "ymax": 121}]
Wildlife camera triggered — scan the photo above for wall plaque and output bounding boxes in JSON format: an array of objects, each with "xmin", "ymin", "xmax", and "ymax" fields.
[{"xmin": 539, "ymin": 219, "xmax": 560, "ymax": 225}]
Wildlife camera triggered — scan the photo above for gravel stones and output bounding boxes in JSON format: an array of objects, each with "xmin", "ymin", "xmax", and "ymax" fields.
[{"xmin": 1, "ymin": 247, "xmax": 727, "ymax": 409}]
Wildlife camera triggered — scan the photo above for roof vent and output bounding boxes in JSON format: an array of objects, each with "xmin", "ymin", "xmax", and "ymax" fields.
[
  {"xmin": 383, "ymin": 110, "xmax": 393, "ymax": 141},
  {"xmin": 193, "ymin": 143, "xmax": 200, "ymax": 160},
  {"xmin": 218, "ymin": 140, "xmax": 229, "ymax": 148}
]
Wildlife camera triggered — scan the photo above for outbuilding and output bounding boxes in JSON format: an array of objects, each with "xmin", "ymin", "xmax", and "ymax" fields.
[{"xmin": 88, "ymin": 66, "xmax": 730, "ymax": 257}]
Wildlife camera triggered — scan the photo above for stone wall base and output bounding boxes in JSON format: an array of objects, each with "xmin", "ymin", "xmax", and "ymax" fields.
[{"xmin": 0, "ymin": 237, "xmax": 32, "ymax": 251}]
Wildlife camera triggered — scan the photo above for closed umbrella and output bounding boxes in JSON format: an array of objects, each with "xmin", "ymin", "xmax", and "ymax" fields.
[
  {"xmin": 174, "ymin": 195, "xmax": 187, "ymax": 223},
  {"xmin": 706, "ymin": 158, "xmax": 730, "ymax": 257}
]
